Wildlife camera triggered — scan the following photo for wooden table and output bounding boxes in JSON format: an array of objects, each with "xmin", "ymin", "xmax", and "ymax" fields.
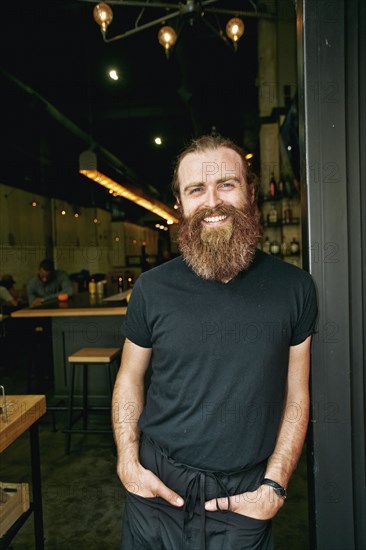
[{"xmin": 0, "ymin": 395, "xmax": 46, "ymax": 549}]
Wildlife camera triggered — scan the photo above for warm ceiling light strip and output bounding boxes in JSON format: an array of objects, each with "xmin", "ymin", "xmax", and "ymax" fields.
[{"xmin": 80, "ymin": 169, "xmax": 178, "ymax": 223}]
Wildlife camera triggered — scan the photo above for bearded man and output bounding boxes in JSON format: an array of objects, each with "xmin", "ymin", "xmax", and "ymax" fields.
[{"xmin": 113, "ymin": 135, "xmax": 318, "ymax": 550}]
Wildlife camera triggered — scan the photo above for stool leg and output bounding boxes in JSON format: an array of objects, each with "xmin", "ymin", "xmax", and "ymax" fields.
[
  {"xmin": 65, "ymin": 363, "xmax": 76, "ymax": 455},
  {"xmin": 83, "ymin": 363, "xmax": 88, "ymax": 430},
  {"xmin": 52, "ymin": 409, "xmax": 57, "ymax": 432}
]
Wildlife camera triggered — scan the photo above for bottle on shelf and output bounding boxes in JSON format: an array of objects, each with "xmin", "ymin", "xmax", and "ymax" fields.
[
  {"xmin": 268, "ymin": 173, "xmax": 277, "ymax": 199},
  {"xmin": 262, "ymin": 236, "xmax": 271, "ymax": 254},
  {"xmin": 290, "ymin": 237, "xmax": 300, "ymax": 256},
  {"xmin": 270, "ymin": 240, "xmax": 281, "ymax": 256},
  {"xmin": 278, "ymin": 175, "xmax": 285, "ymax": 198},
  {"xmin": 283, "ymin": 201, "xmax": 292, "ymax": 224},
  {"xmin": 281, "ymin": 238, "xmax": 290, "ymax": 257},
  {"xmin": 293, "ymin": 178, "xmax": 301, "ymax": 197},
  {"xmin": 267, "ymin": 203, "xmax": 278, "ymax": 224},
  {"xmin": 285, "ymin": 176, "xmax": 293, "ymax": 198}
]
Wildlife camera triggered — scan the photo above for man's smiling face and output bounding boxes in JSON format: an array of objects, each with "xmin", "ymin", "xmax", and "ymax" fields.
[
  {"xmin": 176, "ymin": 146, "xmax": 260, "ymax": 282},
  {"xmin": 177, "ymin": 147, "xmax": 249, "ymax": 224}
]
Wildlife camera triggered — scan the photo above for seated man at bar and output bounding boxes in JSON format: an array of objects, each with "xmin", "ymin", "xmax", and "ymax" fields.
[
  {"xmin": 0, "ymin": 273, "xmax": 27, "ymax": 307},
  {"xmin": 27, "ymin": 259, "xmax": 73, "ymax": 307},
  {"xmin": 113, "ymin": 135, "xmax": 318, "ymax": 549},
  {"xmin": 0, "ymin": 282, "xmax": 18, "ymax": 308}
]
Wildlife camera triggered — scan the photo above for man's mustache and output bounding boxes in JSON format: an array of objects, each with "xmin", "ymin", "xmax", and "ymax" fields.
[{"xmin": 187, "ymin": 204, "xmax": 240, "ymax": 226}]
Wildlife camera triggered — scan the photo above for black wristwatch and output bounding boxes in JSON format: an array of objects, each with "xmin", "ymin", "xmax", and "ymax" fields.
[{"xmin": 261, "ymin": 478, "xmax": 287, "ymax": 499}]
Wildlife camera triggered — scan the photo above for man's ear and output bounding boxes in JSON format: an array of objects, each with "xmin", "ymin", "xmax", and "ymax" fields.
[{"xmin": 249, "ymin": 184, "xmax": 256, "ymax": 204}]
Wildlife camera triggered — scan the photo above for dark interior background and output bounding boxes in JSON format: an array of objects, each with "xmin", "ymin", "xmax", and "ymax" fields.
[{"xmin": 0, "ymin": 0, "xmax": 259, "ymax": 220}]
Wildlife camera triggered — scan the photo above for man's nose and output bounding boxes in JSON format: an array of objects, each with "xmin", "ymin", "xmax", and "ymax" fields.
[{"xmin": 204, "ymin": 187, "xmax": 223, "ymax": 209}]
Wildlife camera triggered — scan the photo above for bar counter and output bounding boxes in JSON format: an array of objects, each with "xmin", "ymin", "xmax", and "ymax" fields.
[
  {"xmin": 11, "ymin": 292, "xmax": 127, "ymax": 318},
  {"xmin": 11, "ymin": 292, "xmax": 127, "ymax": 404}
]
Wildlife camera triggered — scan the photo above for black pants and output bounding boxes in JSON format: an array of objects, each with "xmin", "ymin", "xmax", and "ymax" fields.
[{"xmin": 121, "ymin": 435, "xmax": 273, "ymax": 550}]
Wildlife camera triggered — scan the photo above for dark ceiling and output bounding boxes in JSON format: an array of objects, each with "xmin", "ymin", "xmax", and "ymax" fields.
[{"xmin": 1, "ymin": 0, "xmax": 259, "ymax": 220}]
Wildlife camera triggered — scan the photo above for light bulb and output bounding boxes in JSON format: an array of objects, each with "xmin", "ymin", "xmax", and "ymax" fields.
[
  {"xmin": 109, "ymin": 69, "xmax": 119, "ymax": 81},
  {"xmin": 158, "ymin": 26, "xmax": 177, "ymax": 54},
  {"xmin": 226, "ymin": 17, "xmax": 245, "ymax": 46},
  {"xmin": 93, "ymin": 3, "xmax": 113, "ymax": 33}
]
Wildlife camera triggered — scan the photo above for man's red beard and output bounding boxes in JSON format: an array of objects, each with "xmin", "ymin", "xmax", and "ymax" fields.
[{"xmin": 177, "ymin": 203, "xmax": 262, "ymax": 282}]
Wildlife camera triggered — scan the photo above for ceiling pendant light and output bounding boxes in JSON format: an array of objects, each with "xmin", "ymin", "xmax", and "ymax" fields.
[
  {"xmin": 226, "ymin": 17, "xmax": 245, "ymax": 50},
  {"xmin": 86, "ymin": 2, "xmax": 274, "ymax": 56},
  {"xmin": 158, "ymin": 26, "xmax": 177, "ymax": 58},
  {"xmin": 93, "ymin": 2, "xmax": 114, "ymax": 34}
]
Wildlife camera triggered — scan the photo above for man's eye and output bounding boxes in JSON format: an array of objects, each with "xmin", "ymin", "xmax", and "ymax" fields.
[
  {"xmin": 219, "ymin": 182, "xmax": 235, "ymax": 189},
  {"xmin": 188, "ymin": 187, "xmax": 204, "ymax": 195}
]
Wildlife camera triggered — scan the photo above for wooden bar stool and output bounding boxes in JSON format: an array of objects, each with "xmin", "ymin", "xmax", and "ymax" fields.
[{"xmin": 64, "ymin": 347, "xmax": 121, "ymax": 454}]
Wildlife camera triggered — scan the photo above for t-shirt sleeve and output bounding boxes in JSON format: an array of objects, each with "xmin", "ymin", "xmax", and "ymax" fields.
[
  {"xmin": 290, "ymin": 276, "xmax": 318, "ymax": 346},
  {"xmin": 0, "ymin": 286, "xmax": 13, "ymax": 304},
  {"xmin": 124, "ymin": 277, "xmax": 152, "ymax": 348},
  {"xmin": 27, "ymin": 278, "xmax": 38, "ymax": 305}
]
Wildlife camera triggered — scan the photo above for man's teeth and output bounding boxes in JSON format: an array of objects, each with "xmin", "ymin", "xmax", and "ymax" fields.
[{"xmin": 203, "ymin": 215, "xmax": 227, "ymax": 223}]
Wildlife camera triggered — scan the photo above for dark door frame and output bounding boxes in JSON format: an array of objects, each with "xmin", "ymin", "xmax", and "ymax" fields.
[{"xmin": 297, "ymin": 0, "xmax": 366, "ymax": 548}]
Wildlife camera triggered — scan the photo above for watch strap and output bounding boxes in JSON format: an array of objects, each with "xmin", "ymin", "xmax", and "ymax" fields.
[{"xmin": 261, "ymin": 478, "xmax": 287, "ymax": 499}]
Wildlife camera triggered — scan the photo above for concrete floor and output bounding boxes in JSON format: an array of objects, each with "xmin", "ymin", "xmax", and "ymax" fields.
[{"xmin": 1, "ymin": 412, "xmax": 125, "ymax": 550}]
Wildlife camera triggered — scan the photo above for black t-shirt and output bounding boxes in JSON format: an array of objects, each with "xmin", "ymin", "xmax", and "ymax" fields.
[{"xmin": 124, "ymin": 251, "xmax": 318, "ymax": 471}]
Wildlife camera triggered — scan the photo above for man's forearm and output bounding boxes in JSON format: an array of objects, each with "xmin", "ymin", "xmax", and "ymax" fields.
[
  {"xmin": 264, "ymin": 391, "xmax": 310, "ymax": 488},
  {"xmin": 60, "ymin": 279, "xmax": 73, "ymax": 296},
  {"xmin": 112, "ymin": 373, "xmax": 145, "ymax": 468}
]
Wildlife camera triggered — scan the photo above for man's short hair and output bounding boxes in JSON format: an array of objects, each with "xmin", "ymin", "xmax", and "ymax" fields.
[
  {"xmin": 171, "ymin": 134, "xmax": 256, "ymax": 198},
  {"xmin": 0, "ymin": 274, "xmax": 16, "ymax": 289},
  {"xmin": 39, "ymin": 259, "xmax": 55, "ymax": 272}
]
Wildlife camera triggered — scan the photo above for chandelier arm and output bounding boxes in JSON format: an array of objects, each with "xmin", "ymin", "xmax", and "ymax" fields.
[
  {"xmin": 203, "ymin": 8, "xmax": 277, "ymax": 19},
  {"xmin": 101, "ymin": 9, "xmax": 180, "ymax": 42},
  {"xmin": 200, "ymin": 15, "xmax": 231, "ymax": 49},
  {"xmin": 171, "ymin": 17, "xmax": 186, "ymax": 49},
  {"xmin": 78, "ymin": 0, "xmax": 181, "ymax": 8},
  {"xmin": 135, "ymin": 4, "xmax": 147, "ymax": 27},
  {"xmin": 200, "ymin": 0, "xmax": 220, "ymax": 7}
]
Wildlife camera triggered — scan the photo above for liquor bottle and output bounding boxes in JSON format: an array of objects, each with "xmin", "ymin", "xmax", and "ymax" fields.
[
  {"xmin": 270, "ymin": 240, "xmax": 281, "ymax": 256},
  {"xmin": 285, "ymin": 177, "xmax": 292, "ymax": 198},
  {"xmin": 267, "ymin": 204, "xmax": 278, "ymax": 224},
  {"xmin": 268, "ymin": 173, "xmax": 277, "ymax": 199},
  {"xmin": 283, "ymin": 201, "xmax": 292, "ymax": 224},
  {"xmin": 278, "ymin": 175, "xmax": 285, "ymax": 198},
  {"xmin": 290, "ymin": 237, "xmax": 300, "ymax": 255},
  {"xmin": 262, "ymin": 236, "xmax": 271, "ymax": 254},
  {"xmin": 281, "ymin": 238, "xmax": 289, "ymax": 257}
]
